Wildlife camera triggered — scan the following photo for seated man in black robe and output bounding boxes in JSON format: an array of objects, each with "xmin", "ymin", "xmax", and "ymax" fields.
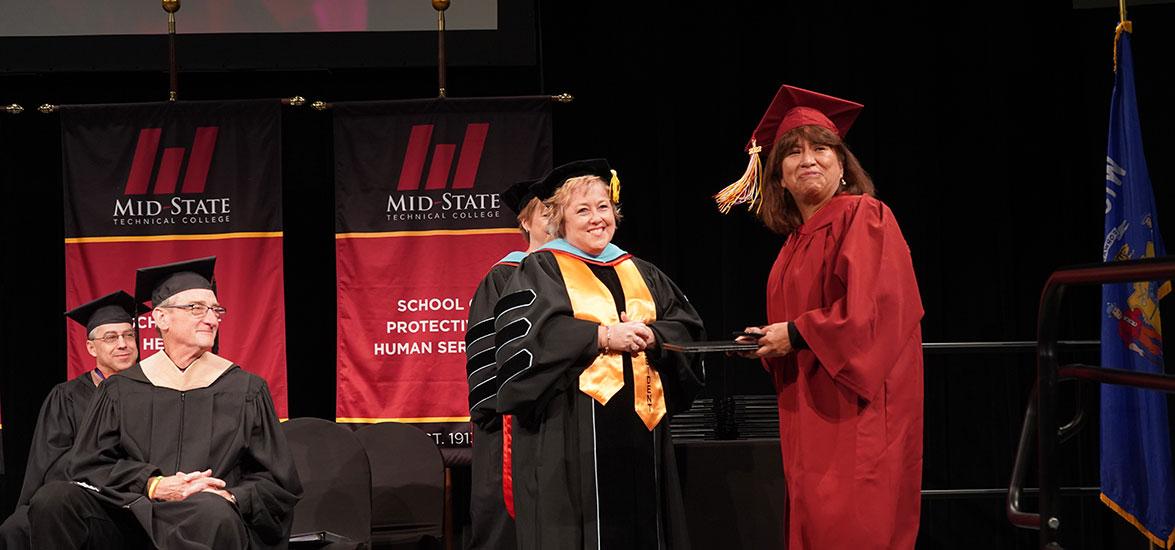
[
  {"xmin": 0, "ymin": 291, "xmax": 144, "ymax": 549},
  {"xmin": 28, "ymin": 257, "xmax": 302, "ymax": 550}
]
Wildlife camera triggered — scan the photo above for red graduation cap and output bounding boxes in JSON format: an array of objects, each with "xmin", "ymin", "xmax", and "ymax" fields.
[
  {"xmin": 748, "ymin": 85, "xmax": 863, "ymax": 152},
  {"xmin": 715, "ymin": 84, "xmax": 864, "ymax": 214}
]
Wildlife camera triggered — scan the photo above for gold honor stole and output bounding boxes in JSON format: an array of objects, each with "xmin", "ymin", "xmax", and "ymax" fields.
[{"xmin": 552, "ymin": 252, "xmax": 667, "ymax": 430}]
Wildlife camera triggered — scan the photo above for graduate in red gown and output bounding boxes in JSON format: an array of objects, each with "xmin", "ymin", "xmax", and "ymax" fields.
[{"xmin": 718, "ymin": 85, "xmax": 924, "ymax": 549}]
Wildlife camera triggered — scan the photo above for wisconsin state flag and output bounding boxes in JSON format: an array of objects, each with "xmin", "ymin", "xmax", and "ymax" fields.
[{"xmin": 1100, "ymin": 22, "xmax": 1175, "ymax": 548}]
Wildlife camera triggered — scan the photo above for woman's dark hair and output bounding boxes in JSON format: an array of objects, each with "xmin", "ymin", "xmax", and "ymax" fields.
[{"xmin": 758, "ymin": 125, "xmax": 874, "ymax": 235}]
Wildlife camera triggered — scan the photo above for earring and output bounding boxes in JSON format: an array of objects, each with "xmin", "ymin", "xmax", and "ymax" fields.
[{"xmin": 840, "ymin": 177, "xmax": 847, "ymax": 187}]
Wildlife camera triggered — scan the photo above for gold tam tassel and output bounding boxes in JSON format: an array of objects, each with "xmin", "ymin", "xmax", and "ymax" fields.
[
  {"xmin": 714, "ymin": 140, "xmax": 763, "ymax": 214},
  {"xmin": 610, "ymin": 169, "xmax": 621, "ymax": 203}
]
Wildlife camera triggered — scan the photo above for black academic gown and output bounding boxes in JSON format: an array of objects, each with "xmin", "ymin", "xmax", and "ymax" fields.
[
  {"xmin": 63, "ymin": 362, "xmax": 302, "ymax": 550},
  {"xmin": 466, "ymin": 259, "xmax": 521, "ymax": 550},
  {"xmin": 495, "ymin": 247, "xmax": 705, "ymax": 550},
  {"xmin": 0, "ymin": 373, "xmax": 97, "ymax": 549}
]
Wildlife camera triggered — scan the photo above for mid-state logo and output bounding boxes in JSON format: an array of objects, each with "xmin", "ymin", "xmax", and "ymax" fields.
[
  {"xmin": 387, "ymin": 122, "xmax": 502, "ymax": 222},
  {"xmin": 125, "ymin": 127, "xmax": 219, "ymax": 195},
  {"xmin": 112, "ymin": 127, "xmax": 232, "ymax": 226},
  {"xmin": 397, "ymin": 123, "xmax": 487, "ymax": 191}
]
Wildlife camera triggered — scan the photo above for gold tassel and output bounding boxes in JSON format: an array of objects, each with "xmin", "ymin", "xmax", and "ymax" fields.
[
  {"xmin": 1114, "ymin": 20, "xmax": 1132, "ymax": 74},
  {"xmin": 714, "ymin": 140, "xmax": 763, "ymax": 214},
  {"xmin": 610, "ymin": 169, "xmax": 621, "ymax": 203}
]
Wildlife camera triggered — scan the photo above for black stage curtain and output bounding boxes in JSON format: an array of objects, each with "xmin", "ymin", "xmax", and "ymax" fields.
[{"xmin": 2, "ymin": 1, "xmax": 1174, "ymax": 548}]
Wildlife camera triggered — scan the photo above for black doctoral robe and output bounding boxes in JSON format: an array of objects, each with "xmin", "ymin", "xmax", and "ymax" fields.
[
  {"xmin": 465, "ymin": 253, "xmax": 524, "ymax": 550},
  {"xmin": 494, "ymin": 242, "xmax": 705, "ymax": 550},
  {"xmin": 0, "ymin": 373, "xmax": 97, "ymax": 549},
  {"xmin": 64, "ymin": 360, "xmax": 302, "ymax": 549}
]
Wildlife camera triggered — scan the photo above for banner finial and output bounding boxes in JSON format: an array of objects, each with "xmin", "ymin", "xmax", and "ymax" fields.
[
  {"xmin": 163, "ymin": 0, "xmax": 180, "ymax": 101},
  {"xmin": 434, "ymin": 0, "xmax": 449, "ymax": 98}
]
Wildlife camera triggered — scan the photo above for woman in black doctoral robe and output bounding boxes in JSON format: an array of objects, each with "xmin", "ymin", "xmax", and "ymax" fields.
[{"xmin": 494, "ymin": 165, "xmax": 705, "ymax": 549}]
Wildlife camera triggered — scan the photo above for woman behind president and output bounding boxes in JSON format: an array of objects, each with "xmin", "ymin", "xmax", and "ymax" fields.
[
  {"xmin": 465, "ymin": 175, "xmax": 554, "ymax": 550},
  {"xmin": 718, "ymin": 85, "xmax": 924, "ymax": 549},
  {"xmin": 493, "ymin": 159, "xmax": 705, "ymax": 549}
]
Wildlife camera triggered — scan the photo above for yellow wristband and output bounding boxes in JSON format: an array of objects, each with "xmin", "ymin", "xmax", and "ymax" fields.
[{"xmin": 147, "ymin": 476, "xmax": 163, "ymax": 499}]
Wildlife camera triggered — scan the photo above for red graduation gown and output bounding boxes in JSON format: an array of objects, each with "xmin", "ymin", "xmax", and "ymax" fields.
[{"xmin": 765, "ymin": 194, "xmax": 923, "ymax": 549}]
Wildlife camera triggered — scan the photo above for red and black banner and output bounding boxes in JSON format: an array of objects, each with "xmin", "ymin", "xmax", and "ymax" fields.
[
  {"xmin": 62, "ymin": 100, "xmax": 289, "ymax": 416},
  {"xmin": 334, "ymin": 97, "xmax": 552, "ymax": 446}
]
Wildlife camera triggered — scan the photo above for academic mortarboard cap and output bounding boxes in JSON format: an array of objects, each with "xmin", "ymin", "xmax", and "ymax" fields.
[
  {"xmin": 749, "ymin": 85, "xmax": 863, "ymax": 152},
  {"xmin": 715, "ymin": 84, "xmax": 864, "ymax": 214},
  {"xmin": 532, "ymin": 159, "xmax": 621, "ymax": 204},
  {"xmin": 65, "ymin": 290, "xmax": 146, "ymax": 334},
  {"xmin": 501, "ymin": 178, "xmax": 540, "ymax": 215},
  {"xmin": 134, "ymin": 256, "xmax": 217, "ymax": 306}
]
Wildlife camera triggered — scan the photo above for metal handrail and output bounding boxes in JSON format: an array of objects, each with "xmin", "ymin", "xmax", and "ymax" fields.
[
  {"xmin": 1007, "ymin": 257, "xmax": 1175, "ymax": 548},
  {"xmin": 925, "ymin": 486, "xmax": 1099, "ymax": 500},
  {"xmin": 922, "ymin": 340, "xmax": 1096, "ymax": 352},
  {"xmin": 1007, "ymin": 379, "xmax": 1041, "ymax": 529}
]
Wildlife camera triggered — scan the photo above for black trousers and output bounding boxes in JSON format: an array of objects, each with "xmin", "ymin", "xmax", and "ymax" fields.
[
  {"xmin": 29, "ymin": 481, "xmax": 250, "ymax": 550},
  {"xmin": 0, "ymin": 505, "xmax": 32, "ymax": 550},
  {"xmin": 28, "ymin": 481, "xmax": 152, "ymax": 549}
]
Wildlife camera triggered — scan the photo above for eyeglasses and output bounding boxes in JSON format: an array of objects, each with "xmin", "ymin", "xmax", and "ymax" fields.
[
  {"xmin": 90, "ymin": 331, "xmax": 137, "ymax": 346},
  {"xmin": 160, "ymin": 303, "xmax": 227, "ymax": 319}
]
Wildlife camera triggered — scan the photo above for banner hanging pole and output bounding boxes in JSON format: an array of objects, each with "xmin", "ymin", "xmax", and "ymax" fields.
[
  {"xmin": 35, "ymin": 97, "xmax": 303, "ymax": 114},
  {"xmin": 163, "ymin": 0, "xmax": 180, "ymax": 101},
  {"xmin": 310, "ymin": 94, "xmax": 574, "ymax": 111},
  {"xmin": 434, "ymin": 0, "xmax": 449, "ymax": 98}
]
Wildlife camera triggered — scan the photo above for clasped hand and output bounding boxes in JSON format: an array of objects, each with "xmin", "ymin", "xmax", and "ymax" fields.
[
  {"xmin": 599, "ymin": 312, "xmax": 656, "ymax": 354},
  {"xmin": 153, "ymin": 469, "xmax": 234, "ymax": 503}
]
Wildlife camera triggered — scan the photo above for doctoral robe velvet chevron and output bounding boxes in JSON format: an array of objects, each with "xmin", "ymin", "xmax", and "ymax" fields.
[{"xmin": 465, "ymin": 257, "xmax": 520, "ymax": 550}]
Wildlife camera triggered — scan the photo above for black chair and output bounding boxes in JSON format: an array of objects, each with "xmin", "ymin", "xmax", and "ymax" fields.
[
  {"xmin": 283, "ymin": 418, "xmax": 373, "ymax": 549},
  {"xmin": 355, "ymin": 422, "xmax": 444, "ymax": 550}
]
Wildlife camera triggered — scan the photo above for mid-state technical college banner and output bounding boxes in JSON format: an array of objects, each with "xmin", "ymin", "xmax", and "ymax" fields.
[
  {"xmin": 62, "ymin": 100, "xmax": 289, "ymax": 416},
  {"xmin": 334, "ymin": 97, "xmax": 552, "ymax": 447}
]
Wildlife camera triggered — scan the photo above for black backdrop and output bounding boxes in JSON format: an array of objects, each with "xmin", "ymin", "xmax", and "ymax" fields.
[{"xmin": 2, "ymin": 1, "xmax": 1174, "ymax": 548}]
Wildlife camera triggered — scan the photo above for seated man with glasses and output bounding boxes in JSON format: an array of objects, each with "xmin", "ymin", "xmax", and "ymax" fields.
[
  {"xmin": 0, "ymin": 291, "xmax": 145, "ymax": 550},
  {"xmin": 29, "ymin": 257, "xmax": 302, "ymax": 550}
]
